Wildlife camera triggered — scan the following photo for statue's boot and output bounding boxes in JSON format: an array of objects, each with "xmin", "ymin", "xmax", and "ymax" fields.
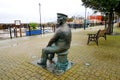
[
  {"xmin": 37, "ymin": 58, "xmax": 47, "ymax": 68},
  {"xmin": 37, "ymin": 49, "xmax": 48, "ymax": 68}
]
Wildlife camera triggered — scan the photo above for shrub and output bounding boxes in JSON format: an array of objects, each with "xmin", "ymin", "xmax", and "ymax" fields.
[{"xmin": 29, "ymin": 22, "xmax": 38, "ymax": 30}]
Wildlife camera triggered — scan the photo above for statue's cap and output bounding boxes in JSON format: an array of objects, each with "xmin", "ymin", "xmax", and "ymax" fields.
[{"xmin": 57, "ymin": 13, "xmax": 68, "ymax": 17}]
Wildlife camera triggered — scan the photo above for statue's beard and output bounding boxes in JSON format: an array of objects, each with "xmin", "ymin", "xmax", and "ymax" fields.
[
  {"xmin": 57, "ymin": 20, "xmax": 64, "ymax": 26},
  {"xmin": 58, "ymin": 22, "xmax": 63, "ymax": 26}
]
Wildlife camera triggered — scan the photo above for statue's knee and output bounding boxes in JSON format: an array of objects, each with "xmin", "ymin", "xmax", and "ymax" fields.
[
  {"xmin": 42, "ymin": 48, "xmax": 50, "ymax": 54},
  {"xmin": 42, "ymin": 48, "xmax": 46, "ymax": 54}
]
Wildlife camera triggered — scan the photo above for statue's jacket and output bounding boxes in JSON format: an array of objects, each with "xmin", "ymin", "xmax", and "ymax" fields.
[{"xmin": 47, "ymin": 24, "xmax": 72, "ymax": 52}]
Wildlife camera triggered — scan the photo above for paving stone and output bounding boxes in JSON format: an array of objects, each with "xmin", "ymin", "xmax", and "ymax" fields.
[{"xmin": 0, "ymin": 26, "xmax": 120, "ymax": 80}]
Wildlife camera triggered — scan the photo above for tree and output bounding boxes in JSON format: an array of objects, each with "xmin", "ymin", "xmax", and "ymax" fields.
[
  {"xmin": 29, "ymin": 22, "xmax": 38, "ymax": 30},
  {"xmin": 82, "ymin": 0, "xmax": 120, "ymax": 34}
]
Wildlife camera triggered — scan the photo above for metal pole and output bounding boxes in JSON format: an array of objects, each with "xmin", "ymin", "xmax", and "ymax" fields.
[
  {"xmin": 39, "ymin": 3, "xmax": 42, "ymax": 31},
  {"xmin": 84, "ymin": 7, "xmax": 87, "ymax": 30},
  {"xmin": 9, "ymin": 26, "xmax": 12, "ymax": 39}
]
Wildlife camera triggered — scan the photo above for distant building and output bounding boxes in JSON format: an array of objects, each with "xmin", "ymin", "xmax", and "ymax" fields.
[
  {"xmin": 67, "ymin": 16, "xmax": 84, "ymax": 28},
  {"xmin": 88, "ymin": 15, "xmax": 102, "ymax": 23}
]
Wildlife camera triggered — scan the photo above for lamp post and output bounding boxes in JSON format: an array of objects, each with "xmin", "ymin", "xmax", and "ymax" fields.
[
  {"xmin": 39, "ymin": 3, "xmax": 42, "ymax": 30},
  {"xmin": 84, "ymin": 7, "xmax": 87, "ymax": 30}
]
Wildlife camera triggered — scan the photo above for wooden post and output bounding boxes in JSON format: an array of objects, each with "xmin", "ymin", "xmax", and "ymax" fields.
[
  {"xmin": 15, "ymin": 26, "xmax": 17, "ymax": 37},
  {"xmin": 19, "ymin": 25, "xmax": 22, "ymax": 37},
  {"xmin": 9, "ymin": 25, "xmax": 12, "ymax": 39}
]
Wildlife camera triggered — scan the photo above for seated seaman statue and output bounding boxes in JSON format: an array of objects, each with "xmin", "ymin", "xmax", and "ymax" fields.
[{"xmin": 37, "ymin": 13, "xmax": 72, "ymax": 74}]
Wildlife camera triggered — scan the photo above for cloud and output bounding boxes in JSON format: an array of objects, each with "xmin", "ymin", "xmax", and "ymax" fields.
[{"xmin": 0, "ymin": 0, "xmax": 94, "ymax": 23}]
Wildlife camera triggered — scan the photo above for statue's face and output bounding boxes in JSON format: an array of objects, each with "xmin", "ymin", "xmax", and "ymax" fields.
[{"xmin": 57, "ymin": 15, "xmax": 65, "ymax": 26}]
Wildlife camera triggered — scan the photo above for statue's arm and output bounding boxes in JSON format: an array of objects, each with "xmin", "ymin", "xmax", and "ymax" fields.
[{"xmin": 47, "ymin": 31, "xmax": 60, "ymax": 47}]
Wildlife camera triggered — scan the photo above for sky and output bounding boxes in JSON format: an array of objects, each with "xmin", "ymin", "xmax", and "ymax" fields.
[{"xmin": 0, "ymin": 0, "xmax": 94, "ymax": 23}]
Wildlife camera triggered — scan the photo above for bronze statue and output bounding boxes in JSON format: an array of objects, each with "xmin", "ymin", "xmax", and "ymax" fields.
[{"xmin": 37, "ymin": 13, "xmax": 72, "ymax": 70}]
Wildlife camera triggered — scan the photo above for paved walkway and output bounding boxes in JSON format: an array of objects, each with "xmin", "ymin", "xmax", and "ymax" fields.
[{"xmin": 0, "ymin": 26, "xmax": 120, "ymax": 80}]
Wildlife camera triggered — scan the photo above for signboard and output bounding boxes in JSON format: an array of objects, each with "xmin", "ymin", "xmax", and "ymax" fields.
[{"xmin": 14, "ymin": 20, "xmax": 21, "ymax": 25}]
